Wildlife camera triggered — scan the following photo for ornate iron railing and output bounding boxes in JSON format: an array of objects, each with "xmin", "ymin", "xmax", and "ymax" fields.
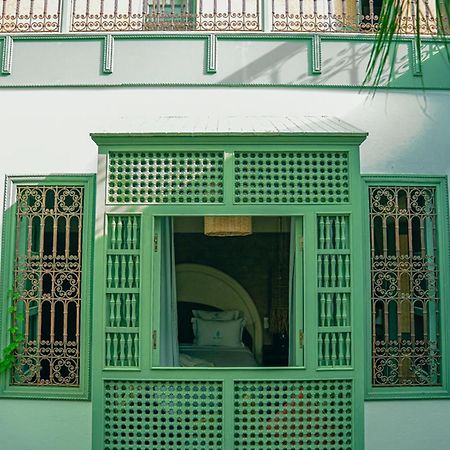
[
  {"xmin": 272, "ymin": 0, "xmax": 443, "ymax": 34},
  {"xmin": 70, "ymin": 0, "xmax": 261, "ymax": 32},
  {"xmin": 0, "ymin": 0, "xmax": 61, "ymax": 32},
  {"xmin": 0, "ymin": 0, "xmax": 446, "ymax": 33}
]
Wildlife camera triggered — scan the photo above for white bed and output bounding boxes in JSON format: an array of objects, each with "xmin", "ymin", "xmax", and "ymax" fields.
[
  {"xmin": 179, "ymin": 344, "xmax": 258, "ymax": 367},
  {"xmin": 176, "ymin": 263, "xmax": 263, "ymax": 366}
]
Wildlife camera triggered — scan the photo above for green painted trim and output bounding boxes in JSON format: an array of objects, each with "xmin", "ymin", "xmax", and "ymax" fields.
[
  {"xmin": 311, "ymin": 34, "xmax": 321, "ymax": 75},
  {"xmin": 206, "ymin": 34, "xmax": 217, "ymax": 74},
  {"xmin": 0, "ymin": 174, "xmax": 96, "ymax": 400},
  {"xmin": 1, "ymin": 82, "xmax": 449, "ymax": 90},
  {"xmin": 410, "ymin": 38, "xmax": 423, "ymax": 77},
  {"xmin": 1, "ymin": 35, "xmax": 12, "ymax": 75},
  {"xmin": 362, "ymin": 175, "xmax": 450, "ymax": 401},
  {"xmin": 102, "ymin": 35, "xmax": 114, "ymax": 74},
  {"xmin": 91, "ymin": 134, "xmax": 368, "ymax": 148},
  {"xmin": 1, "ymin": 32, "xmax": 448, "ymax": 43}
]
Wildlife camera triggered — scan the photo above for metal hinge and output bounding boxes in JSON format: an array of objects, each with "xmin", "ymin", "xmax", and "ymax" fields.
[
  {"xmin": 299, "ymin": 236, "xmax": 304, "ymax": 250},
  {"xmin": 299, "ymin": 330, "xmax": 304, "ymax": 349},
  {"xmin": 153, "ymin": 234, "xmax": 159, "ymax": 252},
  {"xmin": 152, "ymin": 330, "xmax": 157, "ymax": 350}
]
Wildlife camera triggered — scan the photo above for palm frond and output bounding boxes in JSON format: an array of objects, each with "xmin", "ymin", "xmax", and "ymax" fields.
[{"xmin": 364, "ymin": 0, "xmax": 450, "ymax": 88}]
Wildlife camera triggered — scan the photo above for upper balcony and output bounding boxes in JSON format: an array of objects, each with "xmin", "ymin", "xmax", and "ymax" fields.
[{"xmin": 0, "ymin": 0, "xmax": 446, "ymax": 34}]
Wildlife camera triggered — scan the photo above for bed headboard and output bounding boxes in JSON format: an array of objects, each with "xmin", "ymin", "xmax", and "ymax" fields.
[{"xmin": 176, "ymin": 263, "xmax": 263, "ymax": 364}]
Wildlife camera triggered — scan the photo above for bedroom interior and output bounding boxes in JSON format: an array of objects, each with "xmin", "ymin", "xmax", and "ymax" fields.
[{"xmin": 160, "ymin": 216, "xmax": 294, "ymax": 367}]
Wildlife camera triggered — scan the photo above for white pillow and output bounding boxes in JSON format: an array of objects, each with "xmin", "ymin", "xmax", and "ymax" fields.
[
  {"xmin": 192, "ymin": 309, "xmax": 241, "ymax": 321},
  {"xmin": 192, "ymin": 318, "xmax": 245, "ymax": 347}
]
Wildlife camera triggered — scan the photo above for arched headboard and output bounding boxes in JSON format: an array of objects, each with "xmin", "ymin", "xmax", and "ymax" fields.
[{"xmin": 176, "ymin": 263, "xmax": 263, "ymax": 364}]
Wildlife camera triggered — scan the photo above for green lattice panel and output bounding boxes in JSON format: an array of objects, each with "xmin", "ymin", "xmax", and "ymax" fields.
[
  {"xmin": 104, "ymin": 380, "xmax": 224, "ymax": 450},
  {"xmin": 234, "ymin": 152, "xmax": 349, "ymax": 204},
  {"xmin": 317, "ymin": 215, "xmax": 352, "ymax": 367},
  {"xmin": 107, "ymin": 152, "xmax": 224, "ymax": 204},
  {"xmin": 105, "ymin": 215, "xmax": 141, "ymax": 368},
  {"xmin": 233, "ymin": 379, "xmax": 353, "ymax": 450}
]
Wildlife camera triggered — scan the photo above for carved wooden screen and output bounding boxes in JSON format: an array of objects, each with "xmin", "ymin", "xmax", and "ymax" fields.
[
  {"xmin": 12, "ymin": 186, "xmax": 84, "ymax": 386},
  {"xmin": 105, "ymin": 215, "xmax": 141, "ymax": 367},
  {"xmin": 369, "ymin": 185, "xmax": 440, "ymax": 386},
  {"xmin": 94, "ymin": 142, "xmax": 366, "ymax": 450}
]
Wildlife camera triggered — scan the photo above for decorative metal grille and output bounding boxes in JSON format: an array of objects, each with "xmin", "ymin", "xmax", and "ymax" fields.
[
  {"xmin": 70, "ymin": 0, "xmax": 260, "ymax": 32},
  {"xmin": 317, "ymin": 216, "xmax": 352, "ymax": 367},
  {"xmin": 369, "ymin": 186, "xmax": 440, "ymax": 386},
  {"xmin": 12, "ymin": 186, "xmax": 84, "ymax": 386},
  {"xmin": 233, "ymin": 379, "xmax": 353, "ymax": 450},
  {"xmin": 107, "ymin": 151, "xmax": 224, "ymax": 204},
  {"xmin": 104, "ymin": 380, "xmax": 224, "ymax": 450},
  {"xmin": 0, "ymin": 0, "xmax": 60, "ymax": 33},
  {"xmin": 234, "ymin": 151, "xmax": 349, "ymax": 204},
  {"xmin": 105, "ymin": 215, "xmax": 141, "ymax": 367},
  {"xmin": 272, "ymin": 0, "xmax": 443, "ymax": 34}
]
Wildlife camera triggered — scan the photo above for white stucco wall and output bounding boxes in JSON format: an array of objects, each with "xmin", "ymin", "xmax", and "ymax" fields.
[
  {"xmin": 0, "ymin": 87, "xmax": 449, "ymax": 450},
  {"xmin": 0, "ymin": 399, "xmax": 92, "ymax": 450},
  {"xmin": 365, "ymin": 400, "xmax": 450, "ymax": 450}
]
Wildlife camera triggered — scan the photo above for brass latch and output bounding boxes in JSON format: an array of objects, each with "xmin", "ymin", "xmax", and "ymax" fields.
[
  {"xmin": 153, "ymin": 234, "xmax": 159, "ymax": 252},
  {"xmin": 299, "ymin": 330, "xmax": 304, "ymax": 349}
]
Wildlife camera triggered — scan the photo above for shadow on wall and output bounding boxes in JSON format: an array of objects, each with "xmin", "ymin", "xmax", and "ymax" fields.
[{"xmin": 219, "ymin": 41, "xmax": 308, "ymax": 84}]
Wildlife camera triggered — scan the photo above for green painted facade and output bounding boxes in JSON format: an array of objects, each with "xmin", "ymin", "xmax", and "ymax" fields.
[{"xmin": 0, "ymin": 12, "xmax": 449, "ymax": 449}]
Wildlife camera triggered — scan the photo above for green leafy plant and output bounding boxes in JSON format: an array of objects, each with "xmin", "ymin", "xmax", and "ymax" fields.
[
  {"xmin": 365, "ymin": 0, "xmax": 449, "ymax": 86},
  {"xmin": 0, "ymin": 289, "xmax": 24, "ymax": 374}
]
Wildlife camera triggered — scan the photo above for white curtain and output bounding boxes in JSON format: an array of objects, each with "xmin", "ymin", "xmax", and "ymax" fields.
[
  {"xmin": 159, "ymin": 217, "xmax": 180, "ymax": 366},
  {"xmin": 288, "ymin": 218, "xmax": 296, "ymax": 366}
]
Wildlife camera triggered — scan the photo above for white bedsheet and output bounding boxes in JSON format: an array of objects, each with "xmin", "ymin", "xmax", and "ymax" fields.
[{"xmin": 179, "ymin": 344, "xmax": 258, "ymax": 367}]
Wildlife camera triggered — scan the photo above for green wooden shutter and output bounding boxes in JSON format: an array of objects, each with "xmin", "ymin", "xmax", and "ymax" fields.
[
  {"xmin": 104, "ymin": 215, "xmax": 141, "ymax": 368},
  {"xmin": 317, "ymin": 215, "xmax": 352, "ymax": 367}
]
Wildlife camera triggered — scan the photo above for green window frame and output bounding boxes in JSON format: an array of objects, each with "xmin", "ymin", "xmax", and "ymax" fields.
[
  {"xmin": 363, "ymin": 175, "xmax": 450, "ymax": 400},
  {"xmin": 90, "ymin": 133, "xmax": 368, "ymax": 450},
  {"xmin": 0, "ymin": 175, "xmax": 95, "ymax": 400}
]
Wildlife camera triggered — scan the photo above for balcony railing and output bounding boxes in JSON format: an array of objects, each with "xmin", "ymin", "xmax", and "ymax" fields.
[{"xmin": 0, "ymin": 0, "xmax": 447, "ymax": 33}]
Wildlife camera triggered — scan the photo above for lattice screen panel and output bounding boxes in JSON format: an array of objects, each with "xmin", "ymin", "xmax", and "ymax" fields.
[
  {"xmin": 107, "ymin": 152, "xmax": 224, "ymax": 204},
  {"xmin": 104, "ymin": 380, "xmax": 224, "ymax": 450},
  {"xmin": 317, "ymin": 216, "xmax": 352, "ymax": 367},
  {"xmin": 105, "ymin": 216, "xmax": 141, "ymax": 367},
  {"xmin": 234, "ymin": 379, "xmax": 353, "ymax": 450},
  {"xmin": 234, "ymin": 151, "xmax": 349, "ymax": 204}
]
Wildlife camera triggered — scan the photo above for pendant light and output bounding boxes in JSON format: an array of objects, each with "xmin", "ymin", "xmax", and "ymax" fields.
[{"xmin": 204, "ymin": 216, "xmax": 252, "ymax": 237}]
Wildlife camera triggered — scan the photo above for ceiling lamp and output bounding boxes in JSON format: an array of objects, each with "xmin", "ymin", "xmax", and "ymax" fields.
[{"xmin": 204, "ymin": 216, "xmax": 252, "ymax": 237}]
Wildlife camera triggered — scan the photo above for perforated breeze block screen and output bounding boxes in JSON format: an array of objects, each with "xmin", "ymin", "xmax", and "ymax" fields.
[
  {"xmin": 104, "ymin": 380, "xmax": 224, "ymax": 450},
  {"xmin": 104, "ymin": 379, "xmax": 353, "ymax": 450},
  {"xmin": 234, "ymin": 151, "xmax": 349, "ymax": 204},
  {"xmin": 234, "ymin": 380, "xmax": 353, "ymax": 450},
  {"xmin": 108, "ymin": 152, "xmax": 224, "ymax": 204}
]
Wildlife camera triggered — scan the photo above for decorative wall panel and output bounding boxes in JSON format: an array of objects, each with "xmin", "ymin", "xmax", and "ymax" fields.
[
  {"xmin": 105, "ymin": 215, "xmax": 141, "ymax": 367},
  {"xmin": 369, "ymin": 186, "xmax": 440, "ymax": 386},
  {"xmin": 103, "ymin": 380, "xmax": 224, "ymax": 450},
  {"xmin": 317, "ymin": 216, "xmax": 352, "ymax": 367},
  {"xmin": 233, "ymin": 379, "xmax": 353, "ymax": 450},
  {"xmin": 234, "ymin": 152, "xmax": 349, "ymax": 204},
  {"xmin": 107, "ymin": 152, "xmax": 224, "ymax": 204},
  {"xmin": 12, "ymin": 186, "xmax": 84, "ymax": 386}
]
